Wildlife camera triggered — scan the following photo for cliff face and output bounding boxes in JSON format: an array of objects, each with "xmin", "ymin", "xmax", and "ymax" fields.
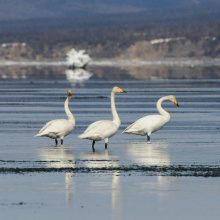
[{"xmin": 0, "ymin": 36, "xmax": 219, "ymax": 61}]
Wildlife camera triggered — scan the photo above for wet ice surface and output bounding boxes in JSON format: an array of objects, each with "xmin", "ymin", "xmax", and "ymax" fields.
[{"xmin": 1, "ymin": 67, "xmax": 220, "ymax": 219}]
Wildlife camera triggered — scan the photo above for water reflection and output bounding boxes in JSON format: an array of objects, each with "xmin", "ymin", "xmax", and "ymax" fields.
[
  {"xmin": 65, "ymin": 69, "xmax": 92, "ymax": 86},
  {"xmin": 38, "ymin": 146, "xmax": 75, "ymax": 206},
  {"xmin": 111, "ymin": 172, "xmax": 123, "ymax": 220},
  {"xmin": 126, "ymin": 141, "xmax": 178, "ymax": 200},
  {"xmin": 80, "ymin": 150, "xmax": 123, "ymax": 218},
  {"xmin": 156, "ymin": 176, "xmax": 178, "ymax": 200},
  {"xmin": 0, "ymin": 66, "xmax": 66, "ymax": 80},
  {"xmin": 80, "ymin": 149, "xmax": 119, "ymax": 168},
  {"xmin": 125, "ymin": 141, "xmax": 170, "ymax": 166},
  {"xmin": 65, "ymin": 172, "xmax": 74, "ymax": 206},
  {"xmin": 38, "ymin": 146, "xmax": 75, "ymax": 168},
  {"xmin": 1, "ymin": 65, "xmax": 219, "ymax": 81}
]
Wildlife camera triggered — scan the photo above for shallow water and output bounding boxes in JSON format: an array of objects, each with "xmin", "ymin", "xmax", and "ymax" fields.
[
  {"xmin": 0, "ymin": 66, "xmax": 220, "ymax": 219},
  {"xmin": 1, "ymin": 173, "xmax": 220, "ymax": 220},
  {"xmin": 1, "ymin": 71, "xmax": 220, "ymax": 169}
]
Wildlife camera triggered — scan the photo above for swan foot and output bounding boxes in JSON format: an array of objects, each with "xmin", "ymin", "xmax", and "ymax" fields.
[
  {"xmin": 92, "ymin": 141, "xmax": 95, "ymax": 152},
  {"xmin": 147, "ymin": 135, "xmax": 150, "ymax": 141},
  {"xmin": 61, "ymin": 139, "xmax": 63, "ymax": 145},
  {"xmin": 105, "ymin": 143, "xmax": 107, "ymax": 149},
  {"xmin": 55, "ymin": 139, "xmax": 58, "ymax": 145}
]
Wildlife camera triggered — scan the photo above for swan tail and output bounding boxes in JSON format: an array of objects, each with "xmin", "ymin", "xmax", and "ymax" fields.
[
  {"xmin": 78, "ymin": 133, "xmax": 87, "ymax": 139},
  {"xmin": 122, "ymin": 129, "xmax": 135, "ymax": 134},
  {"xmin": 122, "ymin": 124, "xmax": 134, "ymax": 133},
  {"xmin": 34, "ymin": 133, "xmax": 42, "ymax": 137},
  {"xmin": 123, "ymin": 123, "xmax": 145, "ymax": 135}
]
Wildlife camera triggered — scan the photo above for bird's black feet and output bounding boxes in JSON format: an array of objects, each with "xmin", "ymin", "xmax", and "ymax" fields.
[
  {"xmin": 105, "ymin": 143, "xmax": 108, "ymax": 149},
  {"xmin": 55, "ymin": 139, "xmax": 58, "ymax": 145},
  {"xmin": 92, "ymin": 141, "xmax": 95, "ymax": 152},
  {"xmin": 147, "ymin": 136, "xmax": 150, "ymax": 141},
  {"xmin": 61, "ymin": 139, "xmax": 63, "ymax": 145}
]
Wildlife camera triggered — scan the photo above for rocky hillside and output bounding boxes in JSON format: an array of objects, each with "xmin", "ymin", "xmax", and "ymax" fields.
[
  {"xmin": 0, "ymin": 36, "xmax": 219, "ymax": 61},
  {"xmin": 118, "ymin": 37, "xmax": 220, "ymax": 59},
  {"xmin": 0, "ymin": 21, "xmax": 220, "ymax": 61}
]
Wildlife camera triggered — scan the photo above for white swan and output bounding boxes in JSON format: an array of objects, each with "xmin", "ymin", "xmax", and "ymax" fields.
[
  {"xmin": 78, "ymin": 86, "xmax": 126, "ymax": 151},
  {"xmin": 123, "ymin": 95, "xmax": 179, "ymax": 141},
  {"xmin": 35, "ymin": 90, "xmax": 75, "ymax": 145},
  {"xmin": 66, "ymin": 48, "xmax": 91, "ymax": 68}
]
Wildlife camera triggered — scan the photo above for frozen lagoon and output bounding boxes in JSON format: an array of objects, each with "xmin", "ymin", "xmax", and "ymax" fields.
[{"xmin": 0, "ymin": 66, "xmax": 220, "ymax": 219}]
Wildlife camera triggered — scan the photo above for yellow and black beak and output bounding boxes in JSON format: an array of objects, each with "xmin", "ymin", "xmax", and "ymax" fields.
[
  {"xmin": 67, "ymin": 90, "xmax": 73, "ymax": 97},
  {"xmin": 174, "ymin": 99, "xmax": 179, "ymax": 107},
  {"xmin": 119, "ymin": 88, "xmax": 127, "ymax": 93}
]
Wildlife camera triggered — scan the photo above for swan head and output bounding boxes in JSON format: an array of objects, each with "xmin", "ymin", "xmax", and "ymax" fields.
[
  {"xmin": 112, "ymin": 86, "xmax": 127, "ymax": 93},
  {"xmin": 168, "ymin": 95, "xmax": 179, "ymax": 107},
  {"xmin": 67, "ymin": 90, "xmax": 73, "ymax": 98}
]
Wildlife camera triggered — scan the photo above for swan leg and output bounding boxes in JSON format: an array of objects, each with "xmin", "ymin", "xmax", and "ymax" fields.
[
  {"xmin": 105, "ymin": 138, "xmax": 108, "ymax": 149},
  {"xmin": 92, "ymin": 141, "xmax": 95, "ymax": 152},
  {"xmin": 55, "ymin": 139, "xmax": 58, "ymax": 145},
  {"xmin": 61, "ymin": 139, "xmax": 63, "ymax": 145},
  {"xmin": 147, "ymin": 135, "xmax": 150, "ymax": 141}
]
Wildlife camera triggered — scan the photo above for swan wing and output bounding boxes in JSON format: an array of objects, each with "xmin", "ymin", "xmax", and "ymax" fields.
[
  {"xmin": 90, "ymin": 121, "xmax": 118, "ymax": 137},
  {"xmin": 123, "ymin": 117, "xmax": 146, "ymax": 135},
  {"xmin": 123, "ymin": 115, "xmax": 165, "ymax": 135},
  {"xmin": 36, "ymin": 119, "xmax": 74, "ymax": 136},
  {"xmin": 79, "ymin": 120, "xmax": 118, "ymax": 140},
  {"xmin": 38, "ymin": 119, "xmax": 58, "ymax": 134},
  {"xmin": 83, "ymin": 120, "xmax": 105, "ymax": 134}
]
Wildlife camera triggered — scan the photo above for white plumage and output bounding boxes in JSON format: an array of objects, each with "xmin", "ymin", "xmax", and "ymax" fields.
[
  {"xmin": 66, "ymin": 48, "xmax": 91, "ymax": 68},
  {"xmin": 123, "ymin": 95, "xmax": 179, "ymax": 141},
  {"xmin": 35, "ymin": 90, "xmax": 75, "ymax": 145},
  {"xmin": 78, "ymin": 86, "xmax": 126, "ymax": 151}
]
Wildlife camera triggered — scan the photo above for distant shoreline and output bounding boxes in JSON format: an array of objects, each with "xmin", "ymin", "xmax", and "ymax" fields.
[{"xmin": 0, "ymin": 58, "xmax": 220, "ymax": 67}]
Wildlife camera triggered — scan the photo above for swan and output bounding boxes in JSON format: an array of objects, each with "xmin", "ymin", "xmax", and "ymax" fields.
[
  {"xmin": 123, "ymin": 95, "xmax": 179, "ymax": 141},
  {"xmin": 35, "ymin": 90, "xmax": 75, "ymax": 145},
  {"xmin": 66, "ymin": 48, "xmax": 91, "ymax": 68},
  {"xmin": 78, "ymin": 86, "xmax": 126, "ymax": 151}
]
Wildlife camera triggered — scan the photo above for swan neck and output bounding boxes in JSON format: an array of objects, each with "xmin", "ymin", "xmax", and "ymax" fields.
[
  {"xmin": 111, "ymin": 91, "xmax": 120, "ymax": 127},
  {"xmin": 64, "ymin": 97, "xmax": 75, "ymax": 123},
  {"xmin": 157, "ymin": 96, "xmax": 170, "ymax": 118}
]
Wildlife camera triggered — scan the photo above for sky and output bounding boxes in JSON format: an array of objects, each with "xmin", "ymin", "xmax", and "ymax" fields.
[
  {"xmin": 0, "ymin": 0, "xmax": 218, "ymax": 20},
  {"xmin": 0, "ymin": 0, "xmax": 219, "ymax": 32}
]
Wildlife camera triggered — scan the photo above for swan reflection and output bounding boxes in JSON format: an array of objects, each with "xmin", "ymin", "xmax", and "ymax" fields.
[
  {"xmin": 65, "ymin": 69, "xmax": 92, "ymax": 86},
  {"xmin": 125, "ymin": 141, "xmax": 170, "ymax": 166},
  {"xmin": 80, "ymin": 150, "xmax": 123, "ymax": 218},
  {"xmin": 126, "ymin": 141, "xmax": 178, "ymax": 200},
  {"xmin": 80, "ymin": 149, "xmax": 119, "ymax": 168},
  {"xmin": 156, "ymin": 176, "xmax": 178, "ymax": 200},
  {"xmin": 65, "ymin": 172, "xmax": 74, "ymax": 206},
  {"xmin": 38, "ymin": 146, "xmax": 75, "ymax": 168},
  {"xmin": 38, "ymin": 146, "xmax": 75, "ymax": 205},
  {"xmin": 111, "ymin": 172, "xmax": 123, "ymax": 220}
]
